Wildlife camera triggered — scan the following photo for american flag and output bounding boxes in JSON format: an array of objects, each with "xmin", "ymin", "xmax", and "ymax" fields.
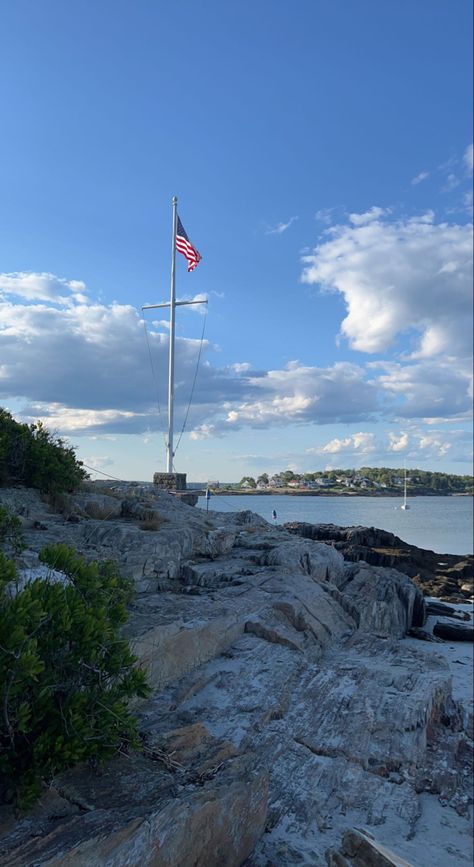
[{"xmin": 176, "ymin": 216, "xmax": 202, "ymax": 272}]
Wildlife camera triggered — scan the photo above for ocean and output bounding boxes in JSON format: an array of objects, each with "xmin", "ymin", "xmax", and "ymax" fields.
[{"xmin": 197, "ymin": 494, "xmax": 473, "ymax": 556}]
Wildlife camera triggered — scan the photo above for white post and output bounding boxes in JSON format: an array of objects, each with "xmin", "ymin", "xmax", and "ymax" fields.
[{"xmin": 167, "ymin": 196, "xmax": 178, "ymax": 473}]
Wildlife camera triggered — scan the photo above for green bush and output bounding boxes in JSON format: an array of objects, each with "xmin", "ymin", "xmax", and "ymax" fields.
[
  {"xmin": 0, "ymin": 506, "xmax": 25, "ymax": 558},
  {"xmin": 0, "ymin": 408, "xmax": 87, "ymax": 494},
  {"xmin": 0, "ymin": 544, "xmax": 149, "ymax": 808}
]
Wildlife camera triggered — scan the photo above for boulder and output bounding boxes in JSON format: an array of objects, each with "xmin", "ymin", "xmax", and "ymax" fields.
[
  {"xmin": 433, "ymin": 621, "xmax": 474, "ymax": 641},
  {"xmin": 333, "ymin": 562, "xmax": 426, "ymax": 636}
]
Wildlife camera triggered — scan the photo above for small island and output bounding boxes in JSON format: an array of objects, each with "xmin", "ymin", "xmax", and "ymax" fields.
[{"xmin": 205, "ymin": 467, "xmax": 474, "ymax": 496}]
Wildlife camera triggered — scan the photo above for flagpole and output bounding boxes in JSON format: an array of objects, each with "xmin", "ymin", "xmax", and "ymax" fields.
[{"xmin": 167, "ymin": 196, "xmax": 178, "ymax": 472}]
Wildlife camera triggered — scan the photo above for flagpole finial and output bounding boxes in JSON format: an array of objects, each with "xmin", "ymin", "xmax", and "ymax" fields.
[{"xmin": 172, "ymin": 196, "xmax": 177, "ymax": 204}]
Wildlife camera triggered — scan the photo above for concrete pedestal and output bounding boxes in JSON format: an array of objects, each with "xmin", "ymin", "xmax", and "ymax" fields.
[{"xmin": 153, "ymin": 472, "xmax": 187, "ymax": 491}]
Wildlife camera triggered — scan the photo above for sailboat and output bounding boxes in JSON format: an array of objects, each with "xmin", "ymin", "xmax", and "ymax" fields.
[{"xmin": 400, "ymin": 463, "xmax": 410, "ymax": 510}]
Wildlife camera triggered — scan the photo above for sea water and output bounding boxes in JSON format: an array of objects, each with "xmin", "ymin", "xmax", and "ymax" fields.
[{"xmin": 197, "ymin": 494, "xmax": 473, "ymax": 555}]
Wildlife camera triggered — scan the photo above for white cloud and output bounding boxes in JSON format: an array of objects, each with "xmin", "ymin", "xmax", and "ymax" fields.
[
  {"xmin": 301, "ymin": 210, "xmax": 473, "ymax": 358},
  {"xmin": 315, "ymin": 207, "xmax": 338, "ymax": 225},
  {"xmin": 223, "ymin": 362, "xmax": 378, "ymax": 430},
  {"xmin": 388, "ymin": 431, "xmax": 409, "ymax": 452},
  {"xmin": 374, "ymin": 359, "xmax": 472, "ymax": 420},
  {"xmin": 82, "ymin": 455, "xmax": 115, "ymax": 471},
  {"xmin": 189, "ymin": 424, "xmax": 220, "ymax": 440},
  {"xmin": 265, "ymin": 216, "xmax": 298, "ymax": 235},
  {"xmin": 0, "ymin": 272, "xmax": 88, "ymax": 304},
  {"xmin": 1, "ymin": 268, "xmax": 471, "ymax": 446},
  {"xmin": 415, "ymin": 428, "xmax": 472, "ymax": 461},
  {"xmin": 463, "ymin": 144, "xmax": 473, "ymax": 174},
  {"xmin": 348, "ymin": 206, "xmax": 388, "ymax": 226},
  {"xmin": 309, "ymin": 431, "xmax": 377, "ymax": 455},
  {"xmin": 442, "ymin": 173, "xmax": 461, "ymax": 192},
  {"xmin": 411, "ymin": 171, "xmax": 429, "ymax": 186},
  {"xmin": 0, "ymin": 273, "xmax": 379, "ymax": 437}
]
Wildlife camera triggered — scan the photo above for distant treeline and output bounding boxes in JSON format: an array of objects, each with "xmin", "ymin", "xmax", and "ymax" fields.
[{"xmin": 230, "ymin": 467, "xmax": 473, "ymax": 494}]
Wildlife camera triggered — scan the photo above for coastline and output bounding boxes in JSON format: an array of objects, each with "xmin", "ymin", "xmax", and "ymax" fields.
[{"xmin": 206, "ymin": 489, "xmax": 473, "ymax": 497}]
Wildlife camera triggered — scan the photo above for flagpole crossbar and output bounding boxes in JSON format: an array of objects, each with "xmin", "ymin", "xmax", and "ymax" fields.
[{"xmin": 142, "ymin": 300, "xmax": 208, "ymax": 311}]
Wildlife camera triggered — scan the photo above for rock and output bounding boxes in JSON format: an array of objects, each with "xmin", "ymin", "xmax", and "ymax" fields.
[
  {"xmin": 284, "ymin": 521, "xmax": 474, "ymax": 601},
  {"xmin": 407, "ymin": 627, "xmax": 444, "ymax": 642},
  {"xmin": 2, "ymin": 483, "xmax": 473, "ymax": 866},
  {"xmin": 338, "ymin": 827, "xmax": 415, "ymax": 866},
  {"xmin": 433, "ymin": 621, "xmax": 474, "ymax": 641},
  {"xmin": 0, "ymin": 755, "xmax": 268, "ymax": 867},
  {"xmin": 70, "ymin": 492, "xmax": 124, "ymax": 520},
  {"xmin": 332, "ymin": 562, "xmax": 426, "ymax": 636}
]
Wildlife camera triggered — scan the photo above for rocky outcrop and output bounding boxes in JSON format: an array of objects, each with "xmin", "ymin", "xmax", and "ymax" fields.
[
  {"xmin": 284, "ymin": 521, "xmax": 474, "ymax": 602},
  {"xmin": 0, "ymin": 753, "xmax": 268, "ymax": 867},
  {"xmin": 0, "ymin": 484, "xmax": 472, "ymax": 866}
]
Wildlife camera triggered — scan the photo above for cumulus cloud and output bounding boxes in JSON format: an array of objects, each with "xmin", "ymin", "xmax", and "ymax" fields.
[
  {"xmin": 348, "ymin": 207, "xmax": 388, "ymax": 226},
  {"xmin": 373, "ymin": 359, "xmax": 472, "ymax": 420},
  {"xmin": 189, "ymin": 424, "xmax": 220, "ymax": 440},
  {"xmin": 308, "ymin": 431, "xmax": 377, "ymax": 455},
  {"xmin": 222, "ymin": 362, "xmax": 379, "ymax": 430},
  {"xmin": 1, "ymin": 268, "xmax": 472, "ymax": 444},
  {"xmin": 301, "ymin": 210, "xmax": 473, "ymax": 358},
  {"xmin": 0, "ymin": 272, "xmax": 88, "ymax": 305},
  {"xmin": 308, "ymin": 427, "xmax": 472, "ymax": 465},
  {"xmin": 415, "ymin": 428, "xmax": 473, "ymax": 461},
  {"xmin": 0, "ymin": 273, "xmax": 379, "ymax": 437},
  {"xmin": 388, "ymin": 431, "xmax": 409, "ymax": 452}
]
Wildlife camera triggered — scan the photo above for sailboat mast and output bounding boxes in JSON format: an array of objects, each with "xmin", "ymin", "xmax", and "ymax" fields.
[
  {"xmin": 167, "ymin": 196, "xmax": 178, "ymax": 473},
  {"xmin": 403, "ymin": 463, "xmax": 407, "ymax": 506}
]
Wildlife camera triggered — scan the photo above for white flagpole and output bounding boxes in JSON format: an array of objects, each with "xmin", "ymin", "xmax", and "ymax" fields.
[
  {"xmin": 167, "ymin": 196, "xmax": 178, "ymax": 472},
  {"xmin": 142, "ymin": 197, "xmax": 207, "ymax": 479}
]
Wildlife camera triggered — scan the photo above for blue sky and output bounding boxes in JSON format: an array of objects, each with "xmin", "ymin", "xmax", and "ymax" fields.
[{"xmin": 1, "ymin": 0, "xmax": 472, "ymax": 482}]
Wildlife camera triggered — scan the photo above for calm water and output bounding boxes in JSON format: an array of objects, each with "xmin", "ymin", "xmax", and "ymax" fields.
[{"xmin": 197, "ymin": 495, "xmax": 473, "ymax": 555}]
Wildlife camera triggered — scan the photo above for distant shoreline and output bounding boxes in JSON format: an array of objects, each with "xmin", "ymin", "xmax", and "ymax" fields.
[{"xmin": 204, "ymin": 490, "xmax": 473, "ymax": 498}]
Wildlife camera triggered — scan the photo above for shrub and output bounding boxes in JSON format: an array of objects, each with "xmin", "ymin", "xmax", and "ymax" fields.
[
  {"xmin": 0, "ymin": 408, "xmax": 87, "ymax": 494},
  {"xmin": 0, "ymin": 544, "xmax": 149, "ymax": 808},
  {"xmin": 82, "ymin": 502, "xmax": 119, "ymax": 520},
  {"xmin": 0, "ymin": 506, "xmax": 25, "ymax": 558}
]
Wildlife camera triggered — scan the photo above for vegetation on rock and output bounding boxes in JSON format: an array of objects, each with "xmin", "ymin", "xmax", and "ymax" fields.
[
  {"xmin": 0, "ymin": 408, "xmax": 87, "ymax": 493},
  {"xmin": 0, "ymin": 543, "xmax": 149, "ymax": 808},
  {"xmin": 0, "ymin": 505, "xmax": 25, "ymax": 558}
]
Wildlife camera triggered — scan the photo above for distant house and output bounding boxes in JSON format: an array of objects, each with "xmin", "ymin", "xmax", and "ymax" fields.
[
  {"xmin": 287, "ymin": 480, "xmax": 301, "ymax": 488},
  {"xmin": 240, "ymin": 480, "xmax": 253, "ymax": 490},
  {"xmin": 269, "ymin": 475, "xmax": 284, "ymax": 488}
]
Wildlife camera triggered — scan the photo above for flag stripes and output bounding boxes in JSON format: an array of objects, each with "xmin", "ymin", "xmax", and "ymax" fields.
[{"xmin": 176, "ymin": 216, "xmax": 202, "ymax": 272}]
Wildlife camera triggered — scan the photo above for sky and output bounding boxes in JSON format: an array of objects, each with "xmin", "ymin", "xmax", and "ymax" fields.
[{"xmin": 0, "ymin": 0, "xmax": 473, "ymax": 483}]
